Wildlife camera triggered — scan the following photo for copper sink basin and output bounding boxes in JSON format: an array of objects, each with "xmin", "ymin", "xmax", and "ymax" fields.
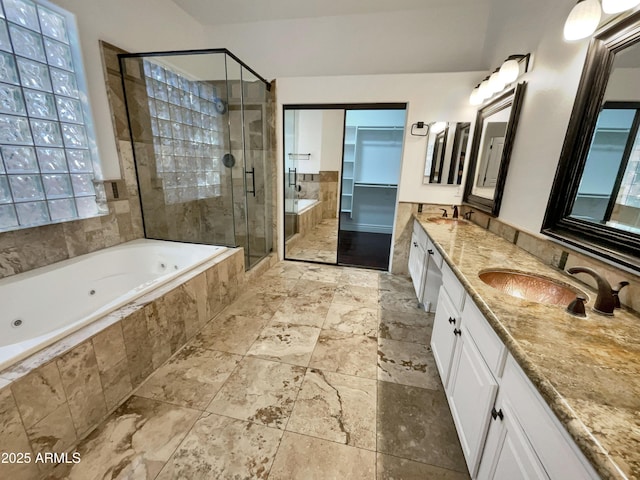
[
  {"xmin": 478, "ymin": 269, "xmax": 586, "ymax": 306},
  {"xmin": 428, "ymin": 217, "xmax": 469, "ymax": 225}
]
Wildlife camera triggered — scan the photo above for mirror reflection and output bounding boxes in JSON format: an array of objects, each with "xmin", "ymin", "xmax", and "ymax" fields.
[
  {"xmin": 472, "ymin": 107, "xmax": 511, "ymax": 198},
  {"xmin": 423, "ymin": 122, "xmax": 469, "ymax": 185},
  {"xmin": 464, "ymin": 83, "xmax": 525, "ymax": 216},
  {"xmin": 569, "ymin": 41, "xmax": 640, "ymax": 235}
]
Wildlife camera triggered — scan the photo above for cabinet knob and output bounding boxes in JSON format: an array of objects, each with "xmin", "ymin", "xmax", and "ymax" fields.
[
  {"xmin": 448, "ymin": 317, "xmax": 456, "ymax": 325},
  {"xmin": 428, "ymin": 249, "xmax": 434, "ymax": 255},
  {"xmin": 453, "ymin": 328, "xmax": 462, "ymax": 336},
  {"xmin": 491, "ymin": 408, "xmax": 504, "ymax": 421},
  {"xmin": 413, "ymin": 242, "xmax": 418, "ymax": 247}
]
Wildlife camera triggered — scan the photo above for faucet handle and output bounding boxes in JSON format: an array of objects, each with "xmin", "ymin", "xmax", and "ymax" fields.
[
  {"xmin": 566, "ymin": 296, "xmax": 587, "ymax": 318},
  {"xmin": 463, "ymin": 210, "xmax": 475, "ymax": 220},
  {"xmin": 612, "ymin": 281, "xmax": 630, "ymax": 309}
]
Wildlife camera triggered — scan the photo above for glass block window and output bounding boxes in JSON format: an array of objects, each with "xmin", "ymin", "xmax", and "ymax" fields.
[
  {"xmin": 143, "ymin": 60, "xmax": 223, "ymax": 204},
  {"xmin": 0, "ymin": 0, "xmax": 104, "ymax": 232}
]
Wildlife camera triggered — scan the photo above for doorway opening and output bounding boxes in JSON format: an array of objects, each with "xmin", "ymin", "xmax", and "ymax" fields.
[{"xmin": 283, "ymin": 104, "xmax": 406, "ymax": 270}]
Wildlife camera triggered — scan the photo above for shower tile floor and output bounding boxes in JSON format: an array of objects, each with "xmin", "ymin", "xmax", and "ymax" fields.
[{"xmin": 49, "ymin": 262, "xmax": 469, "ymax": 480}]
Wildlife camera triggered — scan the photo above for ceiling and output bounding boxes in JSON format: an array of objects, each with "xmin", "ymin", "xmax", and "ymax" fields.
[{"xmin": 170, "ymin": 0, "xmax": 577, "ymax": 78}]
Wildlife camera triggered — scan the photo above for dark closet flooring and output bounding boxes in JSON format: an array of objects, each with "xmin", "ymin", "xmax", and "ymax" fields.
[{"xmin": 338, "ymin": 231, "xmax": 392, "ymax": 270}]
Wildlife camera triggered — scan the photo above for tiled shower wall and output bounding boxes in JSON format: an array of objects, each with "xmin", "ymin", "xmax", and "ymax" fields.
[
  {"xmin": 0, "ymin": 42, "xmax": 144, "ymax": 280},
  {"xmin": 320, "ymin": 170, "xmax": 339, "ymax": 219},
  {"xmin": 391, "ymin": 201, "xmax": 640, "ymax": 314}
]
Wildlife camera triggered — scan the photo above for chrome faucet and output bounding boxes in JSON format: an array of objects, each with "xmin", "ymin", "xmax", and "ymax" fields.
[
  {"xmin": 452, "ymin": 206, "xmax": 459, "ymax": 219},
  {"xmin": 440, "ymin": 208, "xmax": 448, "ymax": 218},
  {"xmin": 567, "ymin": 266, "xmax": 629, "ymax": 316}
]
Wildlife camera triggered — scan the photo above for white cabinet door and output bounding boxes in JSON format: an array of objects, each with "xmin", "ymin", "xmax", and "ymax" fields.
[
  {"xmin": 408, "ymin": 231, "xmax": 426, "ymax": 298},
  {"xmin": 431, "ymin": 288, "xmax": 459, "ymax": 387},
  {"xmin": 447, "ymin": 324, "xmax": 498, "ymax": 476},
  {"xmin": 477, "ymin": 395, "xmax": 549, "ymax": 480}
]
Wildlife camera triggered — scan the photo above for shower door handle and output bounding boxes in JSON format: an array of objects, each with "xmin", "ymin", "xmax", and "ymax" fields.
[
  {"xmin": 288, "ymin": 168, "xmax": 297, "ymax": 187},
  {"xmin": 246, "ymin": 167, "xmax": 256, "ymax": 197}
]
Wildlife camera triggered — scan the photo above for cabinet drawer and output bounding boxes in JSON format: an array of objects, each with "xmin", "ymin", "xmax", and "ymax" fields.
[
  {"xmin": 442, "ymin": 261, "xmax": 465, "ymax": 311},
  {"xmin": 413, "ymin": 220, "xmax": 428, "ymax": 249},
  {"xmin": 426, "ymin": 237, "xmax": 443, "ymax": 268},
  {"xmin": 501, "ymin": 356, "xmax": 599, "ymax": 479},
  {"xmin": 462, "ymin": 299, "xmax": 506, "ymax": 378}
]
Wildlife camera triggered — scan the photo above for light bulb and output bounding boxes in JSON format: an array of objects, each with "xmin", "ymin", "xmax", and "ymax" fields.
[
  {"xmin": 430, "ymin": 122, "xmax": 447, "ymax": 134},
  {"xmin": 602, "ymin": 0, "xmax": 640, "ymax": 13},
  {"xmin": 469, "ymin": 87, "xmax": 483, "ymax": 106},
  {"xmin": 563, "ymin": 0, "xmax": 602, "ymax": 41},
  {"xmin": 499, "ymin": 58, "xmax": 520, "ymax": 84},
  {"xmin": 478, "ymin": 79, "xmax": 491, "ymax": 100},
  {"xmin": 488, "ymin": 70, "xmax": 506, "ymax": 94}
]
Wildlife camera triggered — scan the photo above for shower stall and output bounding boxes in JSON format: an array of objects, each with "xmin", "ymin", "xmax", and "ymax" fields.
[{"xmin": 119, "ymin": 49, "xmax": 273, "ymax": 270}]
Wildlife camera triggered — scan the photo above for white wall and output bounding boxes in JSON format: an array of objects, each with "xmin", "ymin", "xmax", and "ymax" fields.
[
  {"xmin": 295, "ymin": 110, "xmax": 324, "ymax": 173},
  {"xmin": 492, "ymin": 11, "xmax": 590, "ymax": 234},
  {"xmin": 276, "ymin": 71, "xmax": 483, "ymax": 259},
  {"xmin": 50, "ymin": 0, "xmax": 207, "ymax": 179},
  {"xmin": 320, "ymin": 110, "xmax": 345, "ymax": 172}
]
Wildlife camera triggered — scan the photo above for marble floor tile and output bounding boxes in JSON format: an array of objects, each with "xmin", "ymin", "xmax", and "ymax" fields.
[
  {"xmin": 378, "ymin": 338, "xmax": 441, "ymax": 390},
  {"xmin": 0, "ymin": 388, "xmax": 41, "ymax": 479},
  {"xmin": 310, "ymin": 329, "xmax": 378, "ymax": 379},
  {"xmin": 247, "ymin": 324, "xmax": 321, "ymax": 367},
  {"xmin": 207, "ymin": 357, "xmax": 305, "ymax": 429},
  {"xmin": 289, "ymin": 279, "xmax": 337, "ymax": 303},
  {"xmin": 300, "ymin": 265, "xmax": 343, "ymax": 283},
  {"xmin": 379, "ymin": 273, "xmax": 414, "ymax": 294},
  {"xmin": 249, "ymin": 276, "xmax": 301, "ymax": 296},
  {"xmin": 270, "ymin": 296, "xmax": 332, "ymax": 328},
  {"xmin": 377, "ymin": 382, "xmax": 467, "ymax": 473},
  {"xmin": 263, "ymin": 261, "xmax": 308, "ymax": 279},
  {"xmin": 333, "ymin": 284, "xmax": 379, "ymax": 307},
  {"xmin": 222, "ymin": 292, "xmax": 285, "ymax": 320},
  {"xmin": 287, "ymin": 368, "xmax": 377, "ymax": 450},
  {"xmin": 135, "ymin": 346, "xmax": 241, "ymax": 410},
  {"xmin": 379, "ymin": 309, "xmax": 434, "ymax": 344},
  {"xmin": 190, "ymin": 314, "xmax": 267, "ymax": 355},
  {"xmin": 377, "ymin": 453, "xmax": 470, "ymax": 480},
  {"xmin": 339, "ymin": 268, "xmax": 380, "ymax": 289},
  {"xmin": 269, "ymin": 431, "xmax": 376, "ymax": 480},
  {"xmin": 156, "ymin": 413, "xmax": 283, "ymax": 480},
  {"xmin": 323, "ymin": 302, "xmax": 378, "ymax": 336},
  {"xmin": 49, "ymin": 396, "xmax": 199, "ymax": 480},
  {"xmin": 379, "ymin": 289, "xmax": 421, "ymax": 314}
]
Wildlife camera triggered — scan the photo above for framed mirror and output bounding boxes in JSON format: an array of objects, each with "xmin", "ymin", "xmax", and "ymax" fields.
[
  {"xmin": 423, "ymin": 122, "xmax": 470, "ymax": 185},
  {"xmin": 463, "ymin": 83, "xmax": 527, "ymax": 215},
  {"xmin": 543, "ymin": 11, "xmax": 640, "ymax": 270}
]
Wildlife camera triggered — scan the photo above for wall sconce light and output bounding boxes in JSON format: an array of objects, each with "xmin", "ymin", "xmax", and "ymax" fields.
[
  {"xmin": 564, "ymin": 0, "xmax": 602, "ymax": 41},
  {"xmin": 602, "ymin": 0, "xmax": 640, "ymax": 13},
  {"xmin": 468, "ymin": 55, "xmax": 530, "ymax": 106},
  {"xmin": 563, "ymin": 0, "xmax": 640, "ymax": 42}
]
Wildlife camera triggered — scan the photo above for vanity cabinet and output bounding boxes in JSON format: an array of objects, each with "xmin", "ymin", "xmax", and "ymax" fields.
[
  {"xmin": 408, "ymin": 229, "xmax": 427, "ymax": 299},
  {"xmin": 409, "ymin": 220, "xmax": 443, "ymax": 312}
]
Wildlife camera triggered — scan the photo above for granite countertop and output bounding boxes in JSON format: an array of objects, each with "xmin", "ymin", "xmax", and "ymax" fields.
[{"xmin": 414, "ymin": 213, "xmax": 640, "ymax": 480}]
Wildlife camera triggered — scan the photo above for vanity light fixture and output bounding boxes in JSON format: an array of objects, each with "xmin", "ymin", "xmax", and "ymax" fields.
[
  {"xmin": 601, "ymin": 0, "xmax": 640, "ymax": 13},
  {"xmin": 488, "ymin": 69, "xmax": 506, "ymax": 94},
  {"xmin": 469, "ymin": 84, "xmax": 483, "ymax": 106},
  {"xmin": 468, "ymin": 55, "xmax": 530, "ymax": 106},
  {"xmin": 430, "ymin": 121, "xmax": 448, "ymax": 134},
  {"xmin": 563, "ymin": 0, "xmax": 603, "ymax": 41}
]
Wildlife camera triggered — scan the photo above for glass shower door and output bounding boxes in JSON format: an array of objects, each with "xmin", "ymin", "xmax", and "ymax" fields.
[
  {"xmin": 241, "ymin": 65, "xmax": 272, "ymax": 268},
  {"xmin": 284, "ymin": 109, "xmax": 298, "ymax": 241}
]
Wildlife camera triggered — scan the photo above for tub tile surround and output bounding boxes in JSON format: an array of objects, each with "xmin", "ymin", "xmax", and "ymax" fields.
[
  {"xmin": 414, "ymin": 212, "xmax": 640, "ymax": 479},
  {"xmin": 5, "ymin": 261, "xmax": 472, "ymax": 480},
  {"xmin": 0, "ymin": 248, "xmax": 246, "ymax": 477}
]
